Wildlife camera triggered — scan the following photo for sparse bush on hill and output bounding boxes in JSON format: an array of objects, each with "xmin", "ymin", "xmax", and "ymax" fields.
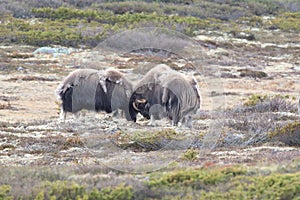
[
  {"xmin": 271, "ymin": 121, "xmax": 300, "ymax": 147},
  {"xmin": 215, "ymin": 94, "xmax": 298, "ymax": 147},
  {"xmin": 243, "ymin": 94, "xmax": 297, "ymax": 113},
  {"xmin": 218, "ymin": 111, "xmax": 273, "ymax": 147}
]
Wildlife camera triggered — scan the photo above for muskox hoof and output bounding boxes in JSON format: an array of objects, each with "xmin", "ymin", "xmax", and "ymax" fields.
[
  {"xmin": 147, "ymin": 121, "xmax": 157, "ymax": 126},
  {"xmin": 147, "ymin": 115, "xmax": 158, "ymax": 126}
]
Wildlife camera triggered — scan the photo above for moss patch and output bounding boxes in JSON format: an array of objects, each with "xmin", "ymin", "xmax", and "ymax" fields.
[
  {"xmin": 112, "ymin": 129, "xmax": 187, "ymax": 152},
  {"xmin": 238, "ymin": 69, "xmax": 268, "ymax": 79}
]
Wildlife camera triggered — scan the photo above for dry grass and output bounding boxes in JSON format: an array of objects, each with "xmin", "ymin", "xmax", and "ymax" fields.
[
  {"xmin": 0, "ymin": 102, "xmax": 12, "ymax": 110},
  {"xmin": 4, "ymin": 75, "xmax": 58, "ymax": 82},
  {"xmin": 7, "ymin": 52, "xmax": 34, "ymax": 59}
]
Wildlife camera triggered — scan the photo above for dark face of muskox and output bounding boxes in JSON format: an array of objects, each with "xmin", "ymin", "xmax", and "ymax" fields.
[
  {"xmin": 129, "ymin": 83, "xmax": 165, "ymax": 122},
  {"xmin": 129, "ymin": 93, "xmax": 150, "ymax": 122}
]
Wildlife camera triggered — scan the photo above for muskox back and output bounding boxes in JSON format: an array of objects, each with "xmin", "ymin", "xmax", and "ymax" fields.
[
  {"xmin": 133, "ymin": 64, "xmax": 171, "ymax": 91},
  {"xmin": 56, "ymin": 68, "xmax": 133, "ymax": 121}
]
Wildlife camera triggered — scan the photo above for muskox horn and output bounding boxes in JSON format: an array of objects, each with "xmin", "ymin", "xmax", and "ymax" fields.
[
  {"xmin": 132, "ymin": 102, "xmax": 140, "ymax": 111},
  {"xmin": 136, "ymin": 98, "xmax": 147, "ymax": 103}
]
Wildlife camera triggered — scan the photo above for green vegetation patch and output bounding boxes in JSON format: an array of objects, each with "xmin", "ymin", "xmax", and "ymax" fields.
[
  {"xmin": 2, "ymin": 163, "xmax": 300, "ymax": 199},
  {"xmin": 200, "ymin": 172, "xmax": 300, "ymax": 200},
  {"xmin": 0, "ymin": 185, "xmax": 12, "ymax": 200},
  {"xmin": 1, "ymin": 6, "xmax": 211, "ymax": 47},
  {"xmin": 181, "ymin": 148, "xmax": 198, "ymax": 161},
  {"xmin": 238, "ymin": 12, "xmax": 300, "ymax": 32},
  {"xmin": 271, "ymin": 121, "xmax": 300, "ymax": 146},
  {"xmin": 149, "ymin": 166, "xmax": 247, "ymax": 188},
  {"xmin": 243, "ymin": 94, "xmax": 269, "ymax": 107},
  {"xmin": 112, "ymin": 128, "xmax": 189, "ymax": 151},
  {"xmin": 243, "ymin": 94, "xmax": 294, "ymax": 107},
  {"xmin": 33, "ymin": 181, "xmax": 133, "ymax": 200},
  {"xmin": 1, "ymin": 2, "xmax": 299, "ymax": 47},
  {"xmin": 238, "ymin": 68, "xmax": 268, "ymax": 79},
  {"xmin": 272, "ymin": 12, "xmax": 300, "ymax": 32},
  {"xmin": 89, "ymin": 184, "xmax": 133, "ymax": 200},
  {"xmin": 148, "ymin": 166, "xmax": 300, "ymax": 199}
]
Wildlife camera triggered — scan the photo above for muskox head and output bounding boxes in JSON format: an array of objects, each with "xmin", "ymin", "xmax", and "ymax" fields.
[
  {"xmin": 129, "ymin": 83, "xmax": 166, "ymax": 122},
  {"xmin": 131, "ymin": 97, "xmax": 150, "ymax": 119},
  {"xmin": 102, "ymin": 69, "xmax": 134, "ymax": 121},
  {"xmin": 129, "ymin": 91, "xmax": 149, "ymax": 122}
]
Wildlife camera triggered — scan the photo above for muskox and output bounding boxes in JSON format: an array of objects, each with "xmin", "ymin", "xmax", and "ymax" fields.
[
  {"xmin": 128, "ymin": 64, "xmax": 171, "ymax": 123},
  {"xmin": 129, "ymin": 64, "xmax": 201, "ymax": 127},
  {"xmin": 56, "ymin": 68, "xmax": 133, "ymax": 121},
  {"xmin": 160, "ymin": 72, "xmax": 201, "ymax": 127}
]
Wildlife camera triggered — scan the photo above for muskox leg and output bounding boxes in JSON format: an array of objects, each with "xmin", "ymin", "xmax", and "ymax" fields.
[
  {"xmin": 112, "ymin": 110, "xmax": 124, "ymax": 118},
  {"xmin": 61, "ymin": 87, "xmax": 73, "ymax": 112},
  {"xmin": 112, "ymin": 110, "xmax": 119, "ymax": 118},
  {"xmin": 171, "ymin": 114, "xmax": 180, "ymax": 127},
  {"xmin": 58, "ymin": 87, "xmax": 73, "ymax": 122},
  {"xmin": 170, "ymin": 104, "xmax": 180, "ymax": 127},
  {"xmin": 183, "ymin": 115, "xmax": 193, "ymax": 129},
  {"xmin": 59, "ymin": 107, "xmax": 79, "ymax": 122},
  {"xmin": 59, "ymin": 106, "xmax": 67, "ymax": 122},
  {"xmin": 148, "ymin": 115, "xmax": 156, "ymax": 126}
]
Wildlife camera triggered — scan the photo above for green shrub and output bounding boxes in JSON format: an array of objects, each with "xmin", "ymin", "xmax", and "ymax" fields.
[
  {"xmin": 149, "ymin": 166, "xmax": 246, "ymax": 188},
  {"xmin": 272, "ymin": 12, "xmax": 300, "ymax": 32},
  {"xmin": 271, "ymin": 121, "xmax": 300, "ymax": 146},
  {"xmin": 89, "ymin": 184, "xmax": 134, "ymax": 200},
  {"xmin": 200, "ymin": 172, "xmax": 300, "ymax": 200},
  {"xmin": 181, "ymin": 148, "xmax": 198, "ymax": 161},
  {"xmin": 32, "ymin": 7, "xmax": 100, "ymax": 21},
  {"xmin": 148, "ymin": 166, "xmax": 300, "ymax": 199},
  {"xmin": 0, "ymin": 185, "xmax": 13, "ymax": 200},
  {"xmin": 218, "ymin": 93, "xmax": 298, "ymax": 147},
  {"xmin": 34, "ymin": 181, "xmax": 86, "ymax": 200},
  {"xmin": 243, "ymin": 94, "xmax": 296, "ymax": 114},
  {"xmin": 113, "ymin": 129, "xmax": 185, "ymax": 151},
  {"xmin": 244, "ymin": 94, "xmax": 268, "ymax": 107},
  {"xmin": 32, "ymin": 181, "xmax": 133, "ymax": 200}
]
